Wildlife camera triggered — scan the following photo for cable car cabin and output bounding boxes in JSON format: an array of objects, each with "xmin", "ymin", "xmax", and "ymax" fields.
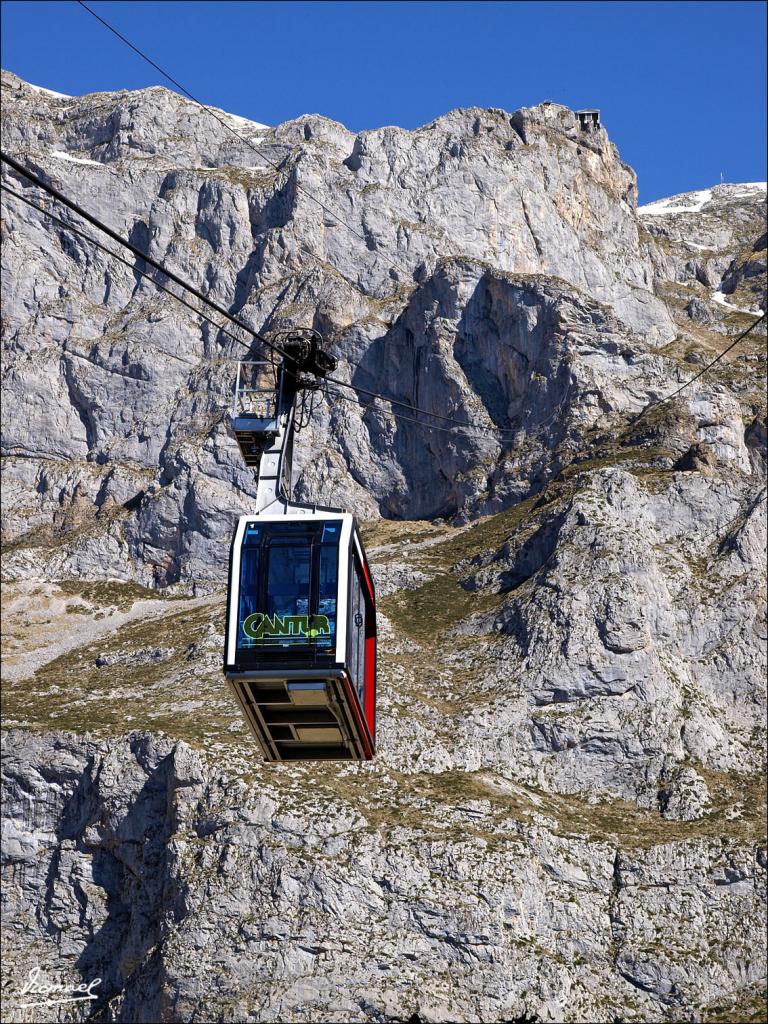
[{"xmin": 224, "ymin": 512, "xmax": 376, "ymax": 761}]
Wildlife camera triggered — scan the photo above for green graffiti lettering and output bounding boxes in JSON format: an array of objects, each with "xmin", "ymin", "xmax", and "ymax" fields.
[
  {"xmin": 241, "ymin": 612, "xmax": 332, "ymax": 642},
  {"xmin": 268, "ymin": 614, "xmax": 290, "ymax": 637},
  {"xmin": 242, "ymin": 613, "xmax": 263, "ymax": 639},
  {"xmin": 307, "ymin": 614, "xmax": 331, "ymax": 638}
]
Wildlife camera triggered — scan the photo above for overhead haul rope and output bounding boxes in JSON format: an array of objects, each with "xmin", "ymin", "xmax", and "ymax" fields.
[
  {"xmin": 1, "ymin": 182, "xmax": 255, "ymax": 355},
  {"xmin": 3, "ymin": 150, "xmax": 491, "ymax": 439},
  {"xmin": 2, "ymin": 178, "xmax": 480, "ymax": 442},
  {"xmin": 0, "ymin": 151, "xmax": 285, "ymax": 358},
  {"xmin": 74, "ymin": 2, "xmax": 478, "ymax": 384},
  {"xmin": 0, "ymin": 158, "xmax": 534, "ymax": 441},
  {"xmin": 37, "ymin": 5, "xmax": 573, "ymax": 437},
  {"xmin": 0, "ymin": 154, "xmax": 459, "ymax": 423},
  {"xmin": 4, "ymin": 157, "xmax": 758, "ymax": 449},
  {"xmin": 75, "ymin": 0, "xmax": 417, "ymax": 285},
  {"xmin": 630, "ymin": 312, "xmax": 766, "ymax": 424}
]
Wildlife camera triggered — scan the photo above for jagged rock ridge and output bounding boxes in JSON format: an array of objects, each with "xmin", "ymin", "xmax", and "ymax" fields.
[{"xmin": 2, "ymin": 68, "xmax": 681, "ymax": 587}]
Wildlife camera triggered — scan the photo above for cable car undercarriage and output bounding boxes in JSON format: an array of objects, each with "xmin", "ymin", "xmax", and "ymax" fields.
[{"xmin": 223, "ymin": 330, "xmax": 377, "ymax": 762}]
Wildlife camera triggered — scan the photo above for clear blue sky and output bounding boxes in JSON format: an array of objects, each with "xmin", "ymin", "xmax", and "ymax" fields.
[{"xmin": 2, "ymin": 0, "xmax": 766, "ymax": 202}]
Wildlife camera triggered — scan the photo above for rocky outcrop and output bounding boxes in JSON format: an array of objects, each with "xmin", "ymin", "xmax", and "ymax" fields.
[
  {"xmin": 1, "ymin": 70, "xmax": 681, "ymax": 588},
  {"xmin": 719, "ymin": 230, "xmax": 768, "ymax": 312},
  {"xmin": 3, "ymin": 730, "xmax": 766, "ymax": 1024},
  {"xmin": 639, "ymin": 182, "xmax": 767, "ymax": 318},
  {"xmin": 1, "ymin": 72, "xmax": 766, "ymax": 1024},
  {"xmin": 454, "ymin": 467, "xmax": 766, "ymax": 797}
]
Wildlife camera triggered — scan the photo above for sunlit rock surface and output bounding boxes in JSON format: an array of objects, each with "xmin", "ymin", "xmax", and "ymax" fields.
[{"xmin": 1, "ymin": 71, "xmax": 766, "ymax": 1023}]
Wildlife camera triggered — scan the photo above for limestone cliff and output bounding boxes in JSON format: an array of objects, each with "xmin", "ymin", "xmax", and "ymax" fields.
[{"xmin": 1, "ymin": 71, "xmax": 766, "ymax": 1024}]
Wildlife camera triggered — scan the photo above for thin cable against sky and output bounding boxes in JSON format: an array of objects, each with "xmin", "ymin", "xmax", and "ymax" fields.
[
  {"xmin": 76, "ymin": 0, "xmax": 423, "ymax": 287},
  {"xmin": 0, "ymin": 155, "xmax": 525, "ymax": 441},
  {"xmin": 68, "ymin": 2, "xmax": 768, "ymax": 424},
  {"xmin": 1, "ymin": 179, "xmax": 500, "ymax": 443},
  {"xmin": 2, "ymin": 1, "xmax": 765, "ymax": 201}
]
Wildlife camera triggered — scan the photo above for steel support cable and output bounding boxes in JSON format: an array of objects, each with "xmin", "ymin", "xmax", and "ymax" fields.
[
  {"xmin": 694, "ymin": 485, "xmax": 768, "ymax": 549},
  {"xmin": 10, "ymin": 157, "xmax": 757, "ymax": 448},
  {"xmin": 631, "ymin": 312, "xmax": 766, "ymax": 424},
  {"xmin": 2, "ymin": 149, "xmax": 475, "ymax": 435},
  {"xmin": 324, "ymin": 388, "xmax": 508, "ymax": 441},
  {"xmin": 327, "ymin": 375, "xmax": 573, "ymax": 442},
  {"xmin": 0, "ymin": 175, "xmax": 521, "ymax": 442},
  {"xmin": 524, "ymin": 383, "xmax": 572, "ymax": 442},
  {"xmin": 76, "ymin": 0, "xmax": 417, "ymax": 284},
  {"xmin": 46, "ymin": 7, "xmax": 768, "ymax": 444},
  {"xmin": 0, "ymin": 176, "xmax": 574, "ymax": 447},
  {"xmin": 1, "ymin": 181, "xmax": 260, "ymax": 357},
  {"xmin": 3, "ymin": 177, "xmax": 512, "ymax": 443},
  {"xmin": 3, "ymin": 177, "xmax": 499, "ymax": 443},
  {"xmin": 0, "ymin": 152, "xmax": 531, "ymax": 439},
  {"xmin": 0, "ymin": 149, "xmax": 284, "ymax": 360},
  {"xmin": 322, "ymin": 370, "xmax": 516, "ymax": 433},
  {"xmin": 326, "ymin": 379, "xmax": 575, "ymax": 442}
]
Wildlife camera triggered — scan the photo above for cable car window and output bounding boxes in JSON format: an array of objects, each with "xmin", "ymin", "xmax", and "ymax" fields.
[
  {"xmin": 236, "ymin": 521, "xmax": 340, "ymax": 656},
  {"xmin": 318, "ymin": 542, "xmax": 338, "ymax": 652},
  {"xmin": 257, "ymin": 537, "xmax": 311, "ymax": 648},
  {"xmin": 237, "ymin": 530, "xmax": 261, "ymax": 646}
]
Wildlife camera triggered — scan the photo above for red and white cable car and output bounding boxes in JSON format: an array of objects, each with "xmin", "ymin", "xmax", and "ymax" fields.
[{"xmin": 223, "ymin": 332, "xmax": 377, "ymax": 761}]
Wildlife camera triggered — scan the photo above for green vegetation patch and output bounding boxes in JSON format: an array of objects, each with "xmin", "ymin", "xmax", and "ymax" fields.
[
  {"xmin": 381, "ymin": 570, "xmax": 502, "ymax": 645},
  {"xmin": 550, "ymin": 775, "xmax": 766, "ymax": 849},
  {"xmin": 279, "ymin": 763, "xmax": 767, "ymax": 851},
  {"xmin": 205, "ymin": 166, "xmax": 278, "ymax": 190},
  {"xmin": 1, "ymin": 599, "xmax": 234, "ymax": 750},
  {"xmin": 560, "ymin": 444, "xmax": 676, "ymax": 479},
  {"xmin": 701, "ymin": 983, "xmax": 768, "ymax": 1024},
  {"xmin": 360, "ymin": 518, "xmax": 449, "ymax": 550},
  {"xmin": 56, "ymin": 579, "xmax": 177, "ymax": 612},
  {"xmin": 377, "ymin": 495, "xmax": 550, "ymax": 645}
]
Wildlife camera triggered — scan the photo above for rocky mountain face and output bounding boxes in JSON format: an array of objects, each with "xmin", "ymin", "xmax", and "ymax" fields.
[
  {"xmin": 639, "ymin": 183, "xmax": 767, "ymax": 321},
  {"xmin": 1, "ymin": 71, "xmax": 766, "ymax": 1024}
]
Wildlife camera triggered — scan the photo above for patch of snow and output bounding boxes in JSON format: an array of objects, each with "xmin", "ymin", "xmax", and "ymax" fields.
[
  {"xmin": 50, "ymin": 150, "xmax": 103, "ymax": 167},
  {"xmin": 640, "ymin": 182, "xmax": 767, "ymax": 217},
  {"xmin": 711, "ymin": 290, "xmax": 764, "ymax": 316},
  {"xmin": 720, "ymin": 182, "xmax": 767, "ymax": 193},
  {"xmin": 220, "ymin": 110, "xmax": 269, "ymax": 132},
  {"xmin": 26, "ymin": 82, "xmax": 72, "ymax": 100},
  {"xmin": 639, "ymin": 188, "xmax": 713, "ymax": 216},
  {"xmin": 189, "ymin": 164, "xmax": 268, "ymax": 173}
]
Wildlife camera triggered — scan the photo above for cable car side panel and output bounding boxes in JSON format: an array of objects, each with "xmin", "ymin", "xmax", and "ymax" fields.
[{"xmin": 350, "ymin": 527, "xmax": 377, "ymax": 744}]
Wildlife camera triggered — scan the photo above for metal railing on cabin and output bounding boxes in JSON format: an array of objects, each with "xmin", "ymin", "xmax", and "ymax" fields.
[{"xmin": 232, "ymin": 361, "xmax": 281, "ymax": 421}]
